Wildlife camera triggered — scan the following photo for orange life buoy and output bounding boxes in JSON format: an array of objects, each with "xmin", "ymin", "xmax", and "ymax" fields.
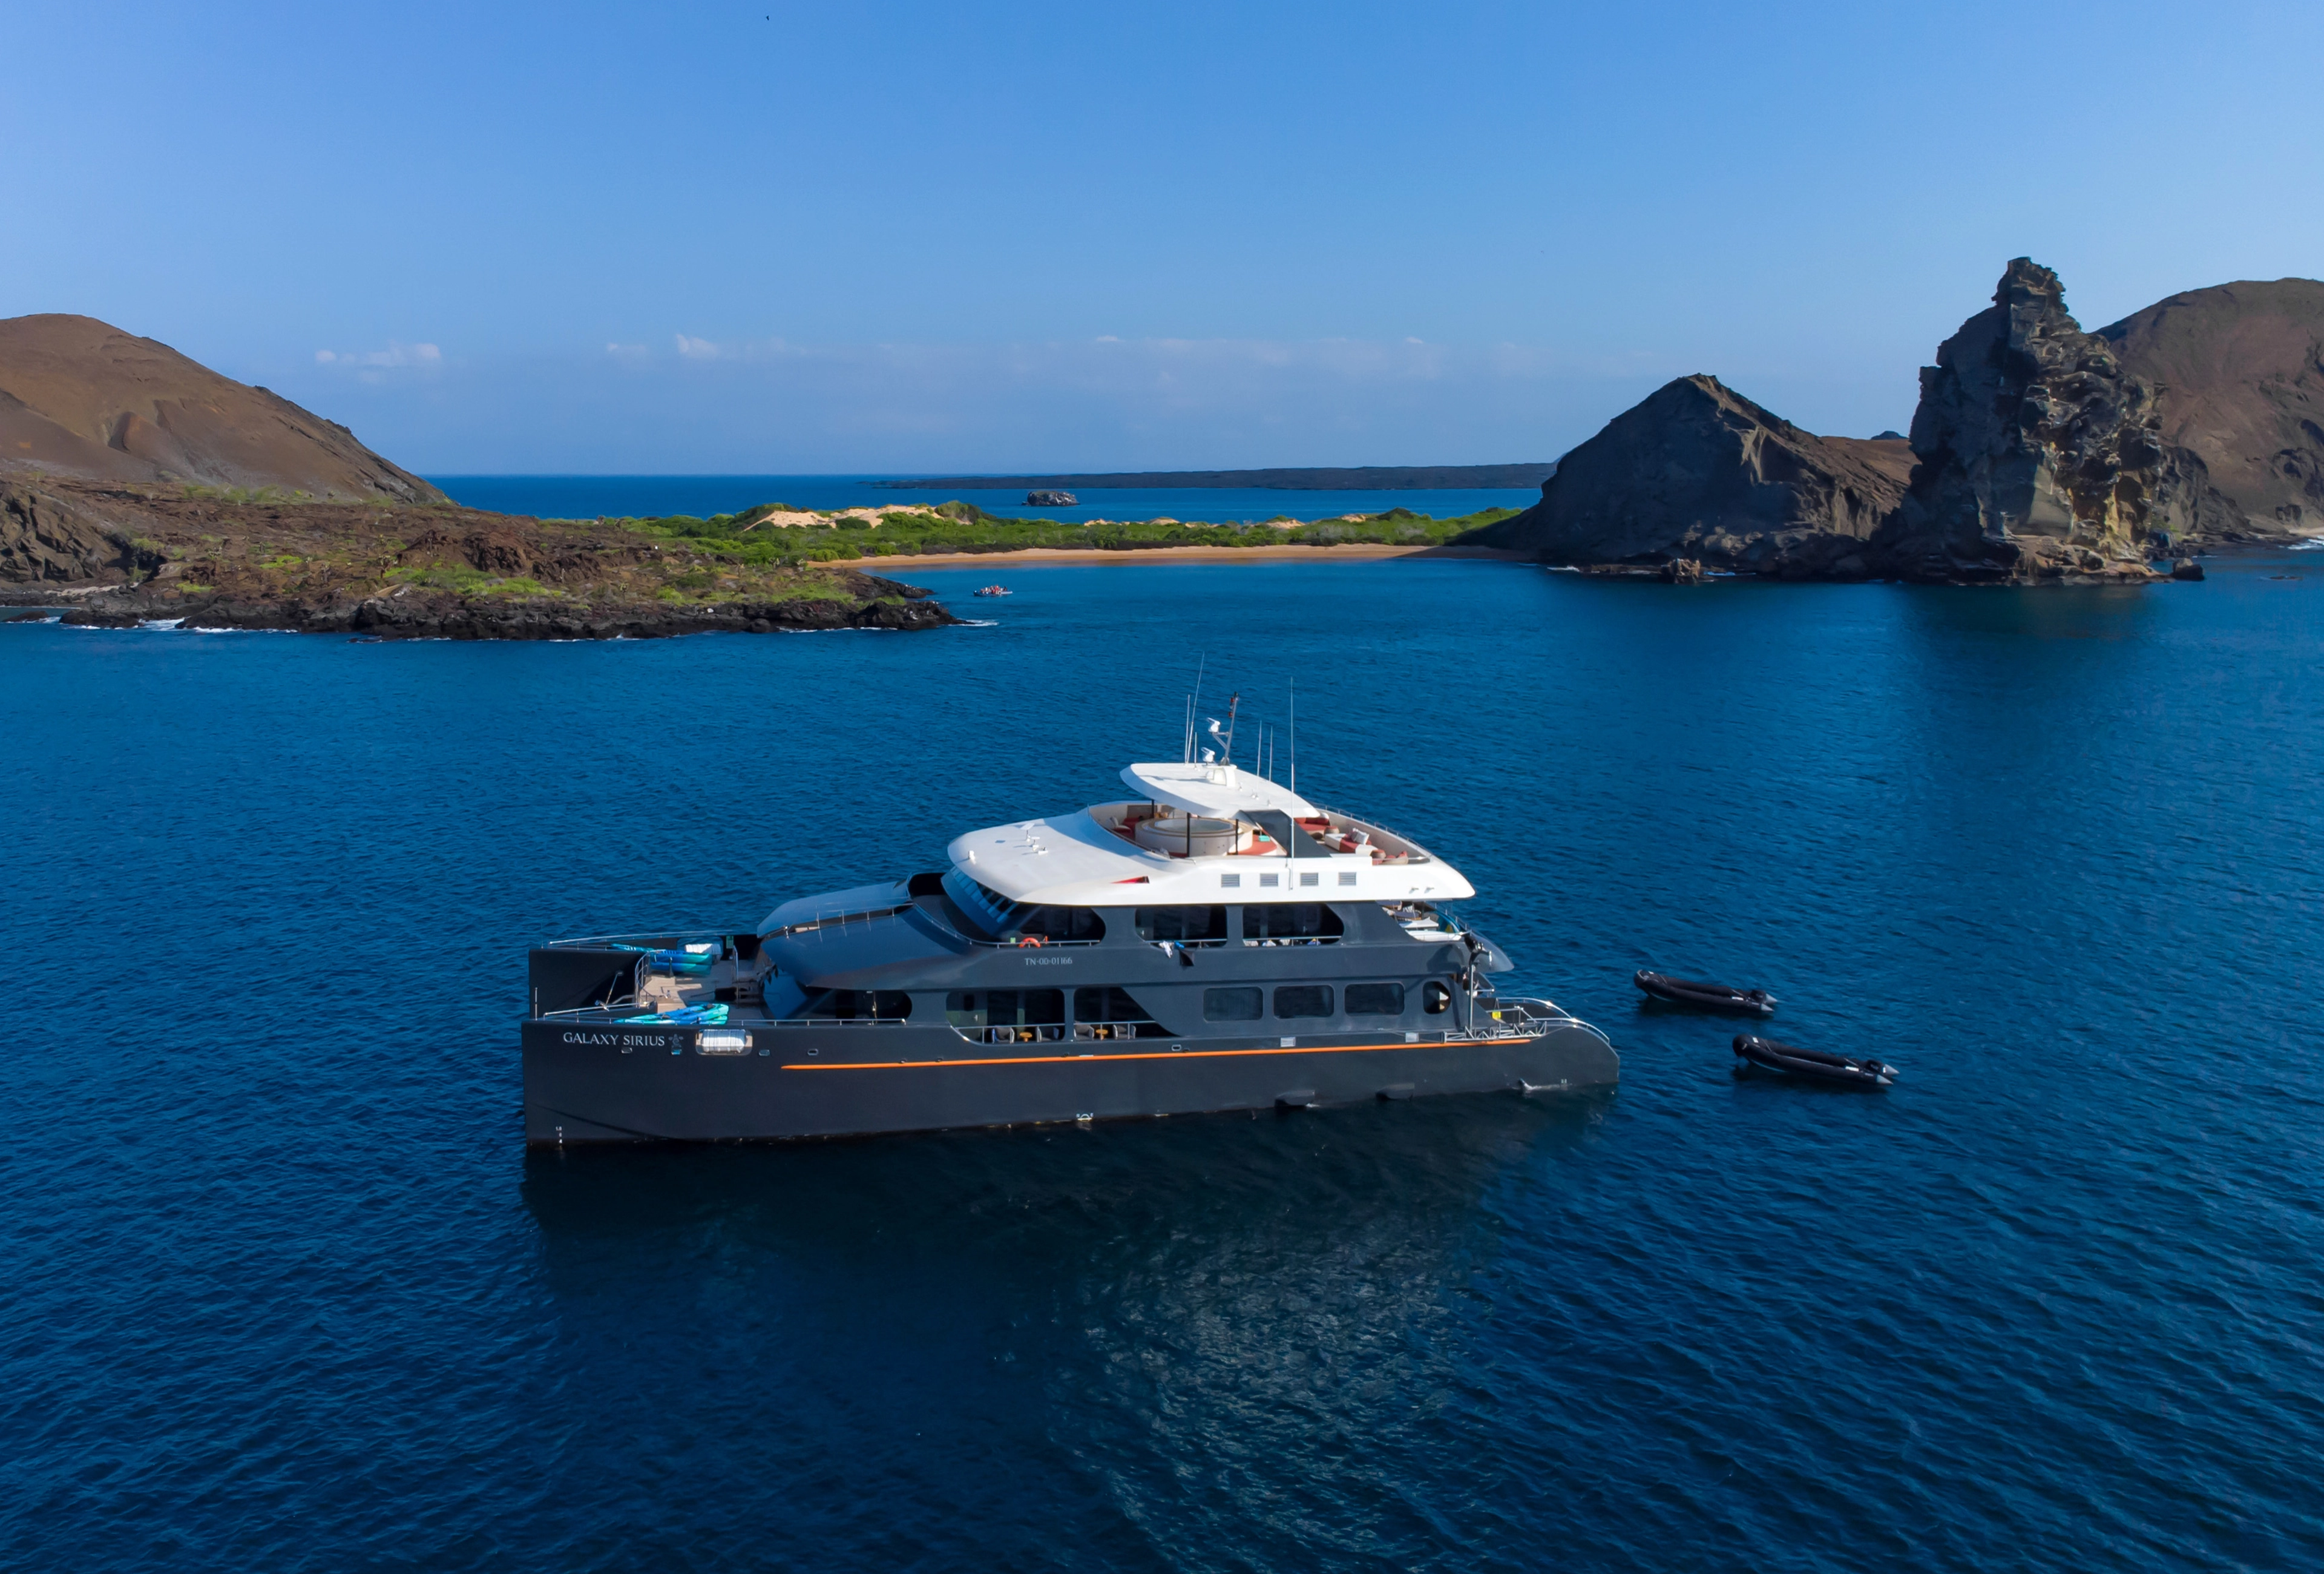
[{"xmin": 1016, "ymin": 934, "xmax": 1045, "ymax": 949}]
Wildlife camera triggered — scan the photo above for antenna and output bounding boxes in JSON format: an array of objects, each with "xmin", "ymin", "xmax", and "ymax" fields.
[
  {"xmin": 1186, "ymin": 656, "xmax": 1207, "ymax": 764},
  {"xmin": 1288, "ymin": 679, "xmax": 1296, "ymax": 793},
  {"xmin": 1223, "ymin": 693, "xmax": 1241, "ymax": 768}
]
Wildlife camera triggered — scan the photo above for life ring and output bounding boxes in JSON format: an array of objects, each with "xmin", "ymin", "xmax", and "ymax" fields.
[{"xmin": 1016, "ymin": 934, "xmax": 1045, "ymax": 949}]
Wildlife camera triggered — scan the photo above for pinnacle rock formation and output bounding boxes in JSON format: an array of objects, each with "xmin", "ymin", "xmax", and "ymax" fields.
[
  {"xmin": 2098, "ymin": 277, "xmax": 2324, "ymax": 535},
  {"xmin": 1469, "ymin": 375, "xmax": 1914, "ymax": 577},
  {"xmin": 1871, "ymin": 259, "xmax": 2236, "ymax": 583},
  {"xmin": 0, "ymin": 314, "xmax": 442, "ymax": 503}
]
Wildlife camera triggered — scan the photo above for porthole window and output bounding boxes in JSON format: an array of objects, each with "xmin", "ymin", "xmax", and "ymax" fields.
[
  {"xmin": 1422, "ymin": 981, "xmax": 1452, "ymax": 1014},
  {"xmin": 1258, "ymin": 872, "xmax": 1280, "ymax": 888},
  {"xmin": 1338, "ymin": 872, "xmax": 1357, "ymax": 887},
  {"xmin": 1221, "ymin": 873, "xmax": 1241, "ymax": 889},
  {"xmin": 1298, "ymin": 872, "xmax": 1319, "ymax": 887}
]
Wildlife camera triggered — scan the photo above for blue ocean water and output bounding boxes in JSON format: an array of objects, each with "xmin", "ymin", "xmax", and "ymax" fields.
[
  {"xmin": 427, "ymin": 474, "xmax": 1540, "ymax": 524},
  {"xmin": 4, "ymin": 556, "xmax": 2321, "ymax": 1570}
]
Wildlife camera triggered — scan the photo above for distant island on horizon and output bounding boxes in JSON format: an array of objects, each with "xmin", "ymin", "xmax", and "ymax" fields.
[{"xmin": 875, "ymin": 462, "xmax": 1558, "ymax": 491}]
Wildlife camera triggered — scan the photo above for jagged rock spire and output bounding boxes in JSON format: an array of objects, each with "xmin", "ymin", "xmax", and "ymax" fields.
[{"xmin": 1872, "ymin": 258, "xmax": 2232, "ymax": 582}]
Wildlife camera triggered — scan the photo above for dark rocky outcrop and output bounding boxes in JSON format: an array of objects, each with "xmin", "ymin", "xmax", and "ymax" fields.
[
  {"xmin": 47, "ymin": 571, "xmax": 956, "ymax": 640},
  {"xmin": 0, "ymin": 474, "xmax": 959, "ymax": 639},
  {"xmin": 1869, "ymin": 259, "xmax": 2239, "ymax": 583},
  {"xmin": 0, "ymin": 314, "xmax": 443, "ymax": 502},
  {"xmin": 1467, "ymin": 375, "xmax": 1914, "ymax": 577},
  {"xmin": 0, "ymin": 476, "xmax": 162, "ymax": 584},
  {"xmin": 2098, "ymin": 278, "xmax": 2324, "ymax": 536}
]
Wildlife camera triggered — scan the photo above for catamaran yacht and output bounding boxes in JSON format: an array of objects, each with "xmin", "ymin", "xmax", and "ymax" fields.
[{"xmin": 522, "ymin": 758, "xmax": 1617, "ymax": 1142}]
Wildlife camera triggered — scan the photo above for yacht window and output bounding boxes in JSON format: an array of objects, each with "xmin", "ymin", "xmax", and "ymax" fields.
[
  {"xmin": 939, "ymin": 869, "xmax": 1103, "ymax": 943},
  {"xmin": 1345, "ymin": 983, "xmax": 1405, "ymax": 1016},
  {"xmin": 1073, "ymin": 986, "xmax": 1168, "ymax": 1037},
  {"xmin": 1338, "ymin": 872, "xmax": 1357, "ymax": 887},
  {"xmin": 1015, "ymin": 905, "xmax": 1105, "ymax": 943},
  {"xmin": 803, "ymin": 989, "xmax": 913, "ymax": 1021},
  {"xmin": 1258, "ymin": 872, "xmax": 1280, "ymax": 888},
  {"xmin": 945, "ymin": 989, "xmax": 1066, "ymax": 1028},
  {"xmin": 1298, "ymin": 872, "xmax": 1319, "ymax": 887},
  {"xmin": 1203, "ymin": 987, "xmax": 1264, "ymax": 1021},
  {"xmin": 1273, "ymin": 985, "xmax": 1334, "ymax": 1019},
  {"xmin": 1221, "ymin": 873, "xmax": 1241, "ymax": 889},
  {"xmin": 1134, "ymin": 906, "xmax": 1227, "ymax": 943},
  {"xmin": 1422, "ymin": 981, "xmax": 1452, "ymax": 1014},
  {"xmin": 1243, "ymin": 903, "xmax": 1345, "ymax": 941},
  {"xmin": 942, "ymin": 869, "xmax": 1020, "ymax": 936}
]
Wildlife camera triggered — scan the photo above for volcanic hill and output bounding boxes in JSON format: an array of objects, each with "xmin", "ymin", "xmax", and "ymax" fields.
[
  {"xmin": 0, "ymin": 314, "xmax": 956, "ymax": 637},
  {"xmin": 0, "ymin": 314, "xmax": 442, "ymax": 501},
  {"xmin": 2098, "ymin": 279, "xmax": 2324, "ymax": 533}
]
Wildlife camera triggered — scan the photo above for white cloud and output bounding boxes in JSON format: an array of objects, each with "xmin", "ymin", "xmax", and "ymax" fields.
[
  {"xmin": 316, "ymin": 342, "xmax": 441, "ymax": 367},
  {"xmin": 674, "ymin": 334, "xmax": 721, "ymax": 360},
  {"xmin": 312, "ymin": 342, "xmax": 443, "ymax": 385}
]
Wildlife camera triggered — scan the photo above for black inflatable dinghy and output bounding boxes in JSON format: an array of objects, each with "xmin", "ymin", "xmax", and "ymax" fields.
[
  {"xmin": 1733, "ymin": 1034, "xmax": 1898, "ymax": 1087},
  {"xmin": 1634, "ymin": 969, "xmax": 1776, "ymax": 1016}
]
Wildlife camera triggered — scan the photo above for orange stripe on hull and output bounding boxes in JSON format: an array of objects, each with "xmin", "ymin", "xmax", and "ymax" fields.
[{"xmin": 782, "ymin": 1036, "xmax": 1532, "ymax": 1072}]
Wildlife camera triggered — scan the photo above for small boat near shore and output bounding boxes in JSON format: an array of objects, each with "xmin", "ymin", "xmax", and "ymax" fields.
[
  {"xmin": 1733, "ymin": 1034, "xmax": 1897, "ymax": 1087},
  {"xmin": 1633, "ymin": 969, "xmax": 1776, "ymax": 1015},
  {"xmin": 973, "ymin": 585, "xmax": 1013, "ymax": 598}
]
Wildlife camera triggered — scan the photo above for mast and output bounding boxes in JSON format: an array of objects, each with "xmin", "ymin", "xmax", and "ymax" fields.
[{"xmin": 1186, "ymin": 656, "xmax": 1207, "ymax": 764}]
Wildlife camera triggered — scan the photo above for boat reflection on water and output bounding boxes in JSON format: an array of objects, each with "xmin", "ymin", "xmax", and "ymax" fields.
[
  {"xmin": 517, "ymin": 1091, "xmax": 1612, "ymax": 1556},
  {"xmin": 520, "ymin": 1088, "xmax": 1612, "ymax": 1271}
]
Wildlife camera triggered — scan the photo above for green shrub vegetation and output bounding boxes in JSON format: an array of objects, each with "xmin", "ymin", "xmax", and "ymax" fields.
[{"xmin": 603, "ymin": 501, "xmax": 1521, "ymax": 565}]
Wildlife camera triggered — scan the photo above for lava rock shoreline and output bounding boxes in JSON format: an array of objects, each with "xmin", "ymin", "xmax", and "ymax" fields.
[
  {"xmin": 0, "ymin": 476, "xmax": 960, "ymax": 639},
  {"xmin": 30, "ymin": 577, "xmax": 956, "ymax": 639}
]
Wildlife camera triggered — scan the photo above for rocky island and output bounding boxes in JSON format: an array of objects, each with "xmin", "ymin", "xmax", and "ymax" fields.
[
  {"xmin": 11, "ymin": 259, "xmax": 2320, "ymax": 619},
  {"xmin": 0, "ymin": 315, "xmax": 956, "ymax": 637},
  {"xmin": 1471, "ymin": 258, "xmax": 2322, "ymax": 583},
  {"xmin": 1457, "ymin": 374, "xmax": 1914, "ymax": 579}
]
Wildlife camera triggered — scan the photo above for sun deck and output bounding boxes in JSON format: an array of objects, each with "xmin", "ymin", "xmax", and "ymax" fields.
[{"xmin": 944, "ymin": 762, "xmax": 1476, "ymax": 907}]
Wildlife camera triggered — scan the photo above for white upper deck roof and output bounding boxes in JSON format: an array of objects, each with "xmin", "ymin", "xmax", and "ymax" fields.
[
  {"xmin": 942, "ymin": 763, "xmax": 1474, "ymax": 907},
  {"xmin": 1120, "ymin": 761, "xmax": 1319, "ymax": 820}
]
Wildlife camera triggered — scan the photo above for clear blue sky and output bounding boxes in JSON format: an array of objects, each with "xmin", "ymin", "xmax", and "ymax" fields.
[{"xmin": 7, "ymin": 1, "xmax": 2318, "ymax": 473}]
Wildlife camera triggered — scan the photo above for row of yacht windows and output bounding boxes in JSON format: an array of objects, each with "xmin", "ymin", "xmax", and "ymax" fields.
[
  {"xmin": 970, "ymin": 903, "xmax": 1348, "ymax": 946},
  {"xmin": 1219, "ymin": 871, "xmax": 1359, "ymax": 889},
  {"xmin": 1202, "ymin": 983, "xmax": 1449, "ymax": 1019},
  {"xmin": 939, "ymin": 874, "xmax": 1361, "ymax": 947},
  {"xmin": 930, "ymin": 981, "xmax": 1449, "ymax": 1030}
]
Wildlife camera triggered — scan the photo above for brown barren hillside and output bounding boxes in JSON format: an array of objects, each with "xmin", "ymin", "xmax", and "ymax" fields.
[
  {"xmin": 2098, "ymin": 279, "xmax": 2324, "ymax": 533},
  {"xmin": 0, "ymin": 474, "xmax": 957, "ymax": 639},
  {"xmin": 1469, "ymin": 375, "xmax": 1915, "ymax": 578},
  {"xmin": 0, "ymin": 314, "xmax": 442, "ymax": 502}
]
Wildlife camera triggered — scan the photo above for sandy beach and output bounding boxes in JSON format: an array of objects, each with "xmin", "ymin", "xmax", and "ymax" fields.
[{"xmin": 816, "ymin": 542, "xmax": 1532, "ymax": 570}]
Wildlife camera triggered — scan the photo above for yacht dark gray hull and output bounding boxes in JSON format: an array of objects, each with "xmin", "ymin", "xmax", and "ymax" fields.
[
  {"xmin": 522, "ymin": 1018, "xmax": 1618, "ymax": 1143},
  {"xmin": 522, "ymin": 759, "xmax": 1619, "ymax": 1144}
]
